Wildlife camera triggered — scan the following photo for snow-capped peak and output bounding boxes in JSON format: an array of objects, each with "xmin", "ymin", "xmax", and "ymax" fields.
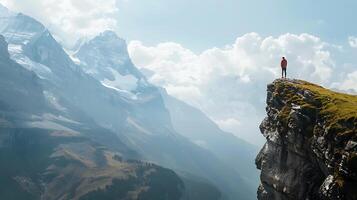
[
  {"xmin": 0, "ymin": 9, "xmax": 74, "ymax": 80},
  {"xmin": 0, "ymin": 12, "xmax": 47, "ymax": 45},
  {"xmin": 85, "ymin": 30, "xmax": 128, "ymax": 56},
  {"xmin": 74, "ymin": 30, "xmax": 150, "ymax": 97}
]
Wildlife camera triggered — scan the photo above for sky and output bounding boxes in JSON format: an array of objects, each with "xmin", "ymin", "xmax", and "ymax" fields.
[{"xmin": 1, "ymin": 0, "xmax": 357, "ymax": 145}]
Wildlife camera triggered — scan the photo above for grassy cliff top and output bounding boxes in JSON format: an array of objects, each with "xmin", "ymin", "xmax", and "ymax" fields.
[
  {"xmin": 271, "ymin": 79, "xmax": 357, "ymax": 138},
  {"xmin": 270, "ymin": 79, "xmax": 357, "ymax": 199}
]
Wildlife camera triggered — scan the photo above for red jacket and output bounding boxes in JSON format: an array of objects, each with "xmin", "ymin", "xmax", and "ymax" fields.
[{"xmin": 281, "ymin": 59, "xmax": 287, "ymax": 69}]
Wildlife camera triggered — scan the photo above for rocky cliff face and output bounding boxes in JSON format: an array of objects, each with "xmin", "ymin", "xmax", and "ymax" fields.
[{"xmin": 256, "ymin": 79, "xmax": 357, "ymax": 200}]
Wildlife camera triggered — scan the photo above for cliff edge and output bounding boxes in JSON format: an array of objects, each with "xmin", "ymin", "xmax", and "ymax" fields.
[{"xmin": 256, "ymin": 79, "xmax": 357, "ymax": 200}]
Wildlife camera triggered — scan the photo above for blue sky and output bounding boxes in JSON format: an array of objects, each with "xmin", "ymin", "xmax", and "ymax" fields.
[
  {"xmin": 3, "ymin": 0, "xmax": 357, "ymax": 51},
  {"xmin": 2, "ymin": 0, "xmax": 357, "ymax": 145},
  {"xmin": 115, "ymin": 0, "xmax": 357, "ymax": 51}
]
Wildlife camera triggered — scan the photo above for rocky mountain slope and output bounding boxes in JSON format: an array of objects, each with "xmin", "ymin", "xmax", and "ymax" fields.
[
  {"xmin": 72, "ymin": 29, "xmax": 256, "ymax": 199},
  {"xmin": 256, "ymin": 79, "xmax": 357, "ymax": 200},
  {"xmin": 0, "ymin": 35, "xmax": 184, "ymax": 200},
  {"xmin": 0, "ymin": 4, "xmax": 257, "ymax": 199}
]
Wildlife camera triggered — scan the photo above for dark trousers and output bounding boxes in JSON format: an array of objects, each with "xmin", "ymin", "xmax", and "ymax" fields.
[{"xmin": 281, "ymin": 68, "xmax": 287, "ymax": 78}]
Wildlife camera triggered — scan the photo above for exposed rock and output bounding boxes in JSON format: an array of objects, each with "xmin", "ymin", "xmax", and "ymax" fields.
[
  {"xmin": 0, "ymin": 35, "xmax": 185, "ymax": 200},
  {"xmin": 256, "ymin": 79, "xmax": 357, "ymax": 200}
]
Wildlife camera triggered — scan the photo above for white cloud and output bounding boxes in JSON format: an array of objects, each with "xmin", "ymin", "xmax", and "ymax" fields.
[
  {"xmin": 348, "ymin": 36, "xmax": 357, "ymax": 48},
  {"xmin": 334, "ymin": 70, "xmax": 357, "ymax": 93},
  {"xmin": 0, "ymin": 0, "xmax": 347, "ymax": 144},
  {"xmin": 1, "ymin": 0, "xmax": 119, "ymax": 47},
  {"xmin": 215, "ymin": 118, "xmax": 241, "ymax": 133},
  {"xmin": 129, "ymin": 33, "xmax": 336, "ymax": 144}
]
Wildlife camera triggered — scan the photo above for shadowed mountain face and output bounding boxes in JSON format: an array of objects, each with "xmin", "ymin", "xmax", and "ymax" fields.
[
  {"xmin": 0, "ymin": 4, "xmax": 258, "ymax": 200},
  {"xmin": 75, "ymin": 30, "xmax": 145, "ymax": 83},
  {"xmin": 0, "ymin": 34, "xmax": 184, "ymax": 200},
  {"xmin": 73, "ymin": 30, "xmax": 258, "ymax": 199},
  {"xmin": 0, "ymin": 35, "xmax": 45, "ymax": 115}
]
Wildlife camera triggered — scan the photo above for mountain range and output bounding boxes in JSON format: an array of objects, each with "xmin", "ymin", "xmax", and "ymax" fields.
[{"xmin": 0, "ymin": 4, "xmax": 258, "ymax": 200}]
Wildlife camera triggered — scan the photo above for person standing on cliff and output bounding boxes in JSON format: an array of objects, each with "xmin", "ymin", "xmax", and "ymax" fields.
[{"xmin": 281, "ymin": 57, "xmax": 288, "ymax": 78}]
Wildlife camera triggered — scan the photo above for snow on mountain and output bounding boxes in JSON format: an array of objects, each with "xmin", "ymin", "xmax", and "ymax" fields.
[
  {"xmin": 74, "ymin": 30, "xmax": 148, "ymax": 98},
  {"xmin": 8, "ymin": 43, "xmax": 54, "ymax": 80},
  {"xmin": 101, "ymin": 67, "xmax": 138, "ymax": 92},
  {"xmin": 74, "ymin": 30, "xmax": 258, "ymax": 199},
  {"xmin": 0, "ymin": 12, "xmax": 46, "ymax": 44},
  {"xmin": 0, "ymin": 10, "xmax": 173, "ymax": 138},
  {"xmin": 0, "ymin": 11, "xmax": 56, "ymax": 80},
  {"xmin": 0, "ymin": 34, "xmax": 45, "ymax": 115},
  {"xmin": 0, "ymin": 6, "xmax": 258, "ymax": 199},
  {"xmin": 0, "ymin": 33, "xmax": 185, "ymax": 200}
]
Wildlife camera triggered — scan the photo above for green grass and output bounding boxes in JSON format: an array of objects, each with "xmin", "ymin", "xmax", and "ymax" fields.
[
  {"xmin": 272, "ymin": 79, "xmax": 357, "ymax": 199},
  {"xmin": 273, "ymin": 79, "xmax": 357, "ymax": 137}
]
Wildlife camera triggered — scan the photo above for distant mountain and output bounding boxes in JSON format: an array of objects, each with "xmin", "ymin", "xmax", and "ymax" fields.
[
  {"xmin": 0, "ymin": 34, "xmax": 46, "ymax": 118},
  {"xmin": 0, "ymin": 33, "xmax": 184, "ymax": 200},
  {"xmin": 73, "ymin": 30, "xmax": 256, "ymax": 199},
  {"xmin": 0, "ymin": 4, "xmax": 258, "ymax": 199},
  {"xmin": 76, "ymin": 30, "xmax": 144, "ymax": 81},
  {"xmin": 160, "ymin": 89, "xmax": 259, "ymax": 189}
]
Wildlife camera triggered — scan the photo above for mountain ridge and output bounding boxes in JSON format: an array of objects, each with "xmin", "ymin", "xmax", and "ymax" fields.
[
  {"xmin": 0, "ymin": 4, "xmax": 258, "ymax": 199},
  {"xmin": 0, "ymin": 34, "xmax": 185, "ymax": 200},
  {"xmin": 74, "ymin": 29, "xmax": 257, "ymax": 200}
]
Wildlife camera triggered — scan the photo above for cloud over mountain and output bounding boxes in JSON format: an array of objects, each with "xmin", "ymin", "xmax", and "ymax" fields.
[
  {"xmin": 128, "ymin": 33, "xmax": 339, "ymax": 144},
  {"xmin": 348, "ymin": 36, "xmax": 357, "ymax": 48},
  {"xmin": 3, "ymin": 0, "xmax": 356, "ymax": 145},
  {"xmin": 1, "ymin": 0, "xmax": 119, "ymax": 47}
]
